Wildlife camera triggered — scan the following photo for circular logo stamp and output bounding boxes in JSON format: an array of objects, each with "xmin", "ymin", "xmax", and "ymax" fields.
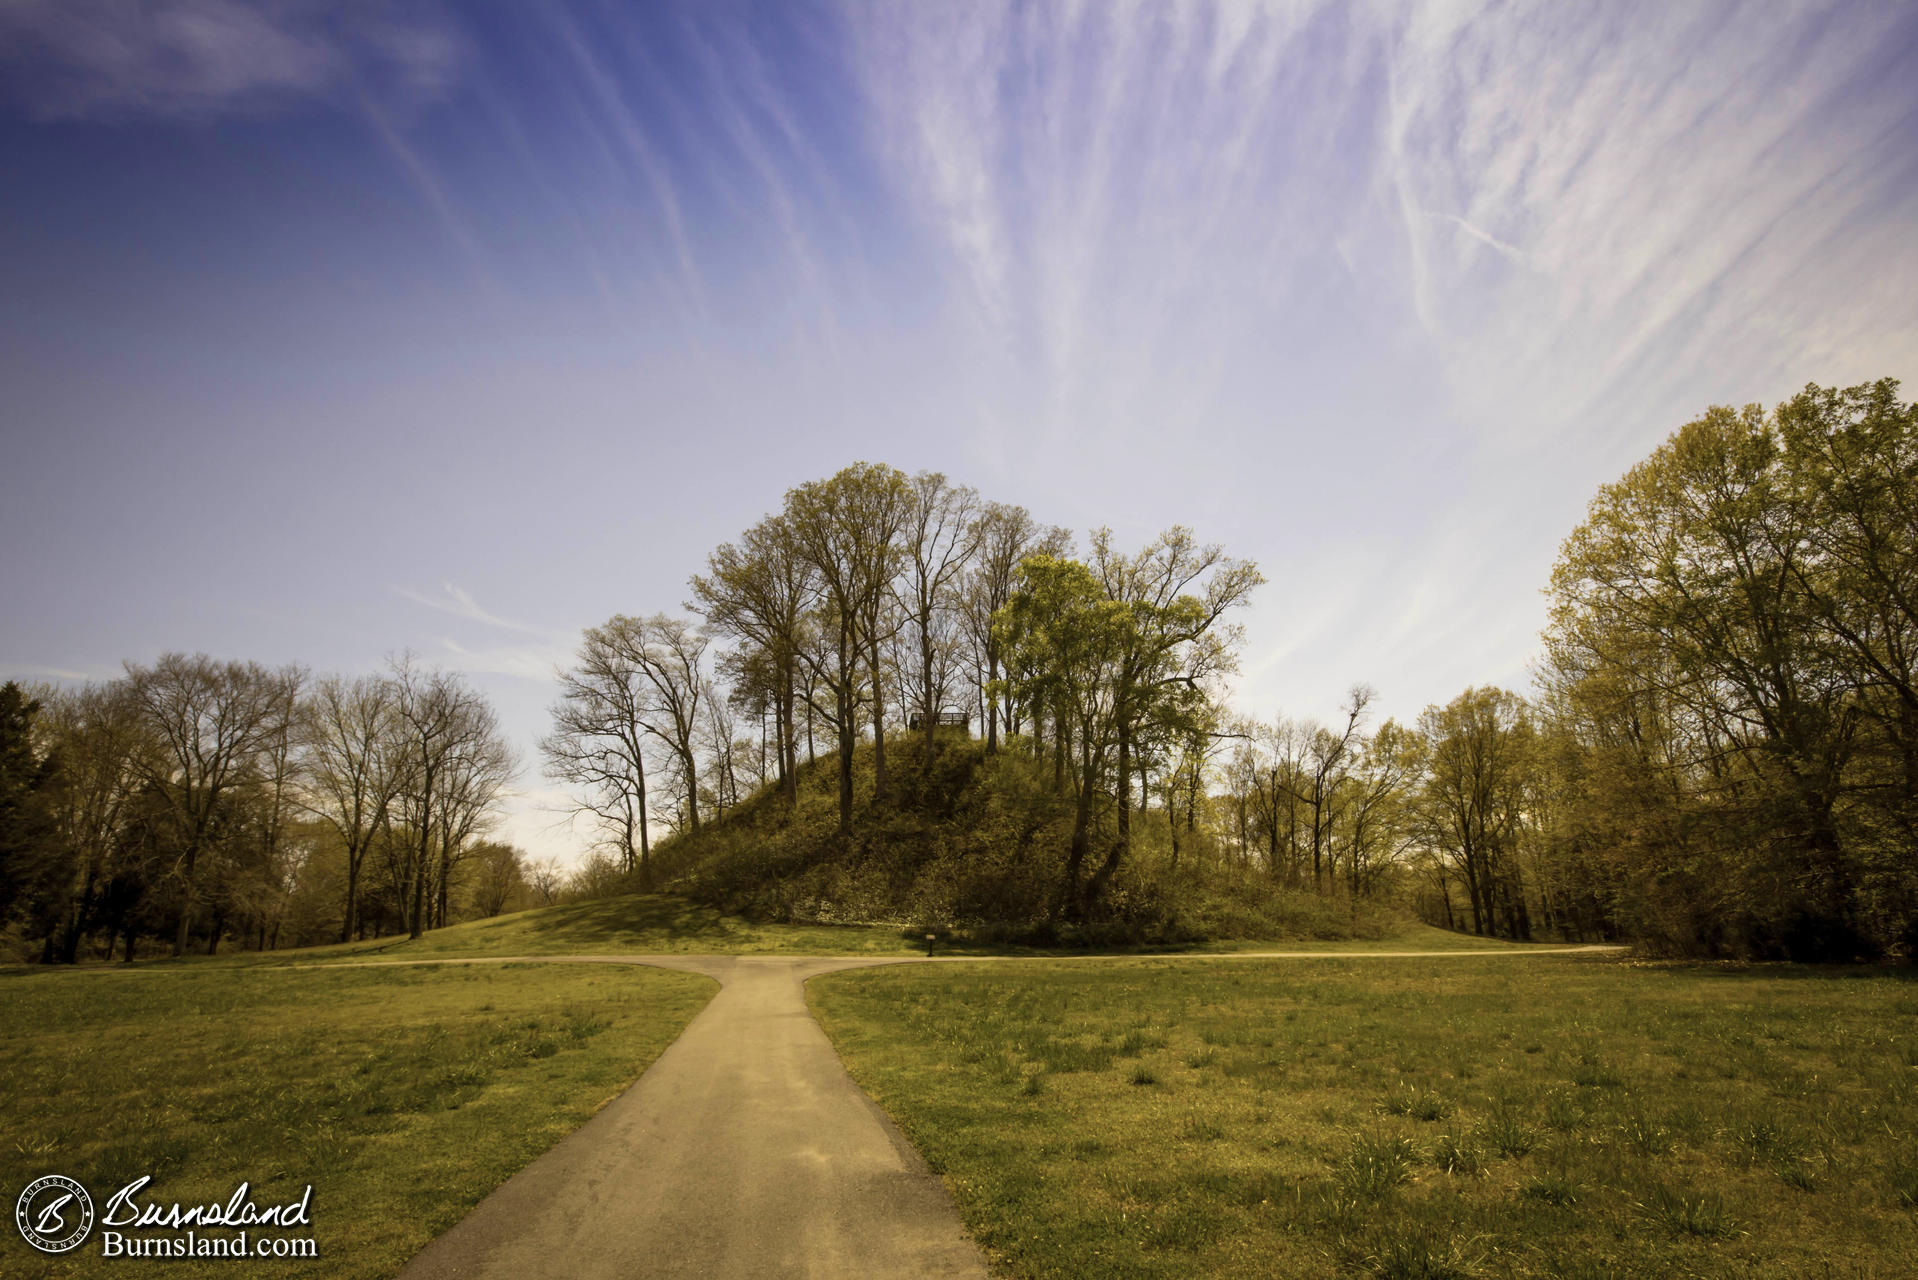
[{"xmin": 15, "ymin": 1175, "xmax": 94, "ymax": 1255}]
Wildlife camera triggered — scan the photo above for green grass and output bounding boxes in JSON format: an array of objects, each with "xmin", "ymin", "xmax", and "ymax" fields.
[
  {"xmin": 157, "ymin": 893, "xmax": 929, "ymax": 966},
  {"xmin": 811, "ymin": 956, "xmax": 1918, "ymax": 1279},
  {"xmin": 80, "ymin": 893, "xmax": 1567, "ymax": 971},
  {"xmin": 0, "ymin": 962, "xmax": 715, "ymax": 1277}
]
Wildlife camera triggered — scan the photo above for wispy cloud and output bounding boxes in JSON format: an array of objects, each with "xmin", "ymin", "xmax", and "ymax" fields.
[
  {"xmin": 394, "ymin": 583, "xmax": 560, "ymax": 638},
  {"xmin": 845, "ymin": 0, "xmax": 1917, "ymax": 452},
  {"xmin": 1375, "ymin": 0, "xmax": 1918, "ymax": 447},
  {"xmin": 437, "ymin": 637, "xmax": 575, "ymax": 683},
  {"xmin": 394, "ymin": 584, "xmax": 574, "ymax": 683},
  {"xmin": 838, "ymin": 0, "xmax": 1918, "ymax": 724},
  {"xmin": 0, "ymin": 0, "xmax": 464, "ymax": 120}
]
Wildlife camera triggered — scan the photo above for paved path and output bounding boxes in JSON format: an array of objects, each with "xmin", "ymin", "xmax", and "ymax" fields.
[
  {"xmin": 383, "ymin": 944, "xmax": 1621, "ymax": 1279},
  {"xmin": 397, "ymin": 955, "xmax": 988, "ymax": 1280}
]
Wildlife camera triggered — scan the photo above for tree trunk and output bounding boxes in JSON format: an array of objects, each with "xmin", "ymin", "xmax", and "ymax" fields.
[
  {"xmin": 411, "ymin": 822, "xmax": 429, "ymax": 940},
  {"xmin": 1055, "ymin": 751, "xmax": 1100, "ymax": 921},
  {"xmin": 985, "ymin": 654, "xmax": 1000, "ymax": 753},
  {"xmin": 341, "ymin": 849, "xmax": 361, "ymax": 945},
  {"xmin": 172, "ymin": 844, "xmax": 199, "ymax": 957},
  {"xmin": 870, "ymin": 652, "xmax": 888, "ymax": 802}
]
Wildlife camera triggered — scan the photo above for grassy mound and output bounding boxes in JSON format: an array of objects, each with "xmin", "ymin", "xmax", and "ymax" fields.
[{"xmin": 651, "ymin": 735, "xmax": 1406, "ymax": 947}]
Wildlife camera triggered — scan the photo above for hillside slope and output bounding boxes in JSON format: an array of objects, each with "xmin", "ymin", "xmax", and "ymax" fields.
[{"xmin": 652, "ymin": 734, "xmax": 1405, "ymax": 946}]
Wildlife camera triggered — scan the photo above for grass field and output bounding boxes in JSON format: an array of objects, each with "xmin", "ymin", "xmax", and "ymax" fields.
[
  {"xmin": 165, "ymin": 894, "xmax": 930, "ymax": 966},
  {"xmin": 0, "ymin": 962, "xmax": 715, "ymax": 1278},
  {"xmin": 147, "ymin": 893, "xmax": 1565, "ymax": 969},
  {"xmin": 812, "ymin": 955, "xmax": 1918, "ymax": 1279}
]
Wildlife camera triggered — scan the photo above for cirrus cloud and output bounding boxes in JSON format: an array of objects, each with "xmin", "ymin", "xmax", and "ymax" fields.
[{"xmin": 0, "ymin": 0, "xmax": 464, "ymax": 120}]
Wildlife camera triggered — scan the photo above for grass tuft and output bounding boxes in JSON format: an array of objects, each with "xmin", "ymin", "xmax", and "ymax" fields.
[
  {"xmin": 1636, "ymin": 1183, "xmax": 1739, "ymax": 1238},
  {"xmin": 1336, "ymin": 1131, "xmax": 1417, "ymax": 1199},
  {"xmin": 1431, "ymin": 1133, "xmax": 1485, "ymax": 1177},
  {"xmin": 1477, "ymin": 1110, "xmax": 1537, "ymax": 1159},
  {"xmin": 1520, "ymin": 1170, "xmax": 1581, "ymax": 1206}
]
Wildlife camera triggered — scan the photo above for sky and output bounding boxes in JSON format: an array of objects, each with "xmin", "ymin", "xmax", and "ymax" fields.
[{"xmin": 2, "ymin": 0, "xmax": 1915, "ymax": 866}]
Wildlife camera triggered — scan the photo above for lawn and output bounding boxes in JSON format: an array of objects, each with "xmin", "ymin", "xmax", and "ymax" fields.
[
  {"xmin": 811, "ymin": 955, "xmax": 1918, "ymax": 1279},
  {"xmin": 0, "ymin": 961, "xmax": 715, "ymax": 1278},
  {"xmin": 131, "ymin": 895, "xmax": 1562, "ymax": 969},
  {"xmin": 178, "ymin": 893, "xmax": 930, "ymax": 966}
]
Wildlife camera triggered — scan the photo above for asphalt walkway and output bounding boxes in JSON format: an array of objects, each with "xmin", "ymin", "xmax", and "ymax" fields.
[{"xmin": 396, "ymin": 955, "xmax": 986, "ymax": 1280}]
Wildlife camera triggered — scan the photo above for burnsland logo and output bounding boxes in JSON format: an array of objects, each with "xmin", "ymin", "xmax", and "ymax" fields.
[
  {"xmin": 14, "ymin": 1175, "xmax": 95, "ymax": 1255},
  {"xmin": 14, "ymin": 1175, "xmax": 319, "ymax": 1260}
]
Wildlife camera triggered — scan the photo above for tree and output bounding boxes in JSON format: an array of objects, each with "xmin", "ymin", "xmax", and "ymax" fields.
[
  {"xmin": 545, "ymin": 621, "xmax": 657, "ymax": 886},
  {"xmin": 1547, "ymin": 397, "xmax": 1872, "ymax": 957},
  {"xmin": 784, "ymin": 463, "xmax": 912, "ymax": 832},
  {"xmin": 122, "ymin": 654, "xmax": 303, "ymax": 956},
  {"xmin": 692, "ymin": 514, "xmax": 816, "ymax": 807},
  {"xmin": 527, "ymin": 856, "xmax": 565, "ymax": 907},
  {"xmin": 962, "ymin": 504, "xmax": 1068, "ymax": 750},
  {"xmin": 1341, "ymin": 718, "xmax": 1424, "ymax": 899},
  {"xmin": 430, "ymin": 709, "xmax": 514, "ymax": 928},
  {"xmin": 38, "ymin": 683, "xmax": 147, "ymax": 962},
  {"xmin": 1300, "ymin": 686, "xmax": 1373, "ymax": 892},
  {"xmin": 301, "ymin": 673, "xmax": 401, "ymax": 943},
  {"xmin": 624, "ymin": 615, "xmax": 709, "ymax": 834},
  {"xmin": 995, "ymin": 553, "xmax": 1130, "ymax": 917},
  {"xmin": 469, "ymin": 841, "xmax": 529, "ymax": 918},
  {"xmin": 390, "ymin": 657, "xmax": 501, "ymax": 939},
  {"xmin": 0, "ymin": 682, "xmax": 62, "ymax": 936},
  {"xmin": 1086, "ymin": 527, "xmax": 1263, "ymax": 906},
  {"xmin": 1775, "ymin": 379, "xmax": 1918, "ymax": 932},
  {"xmin": 897, "ymin": 471, "xmax": 980, "ymax": 766},
  {"xmin": 1416, "ymin": 687, "xmax": 1534, "ymax": 939}
]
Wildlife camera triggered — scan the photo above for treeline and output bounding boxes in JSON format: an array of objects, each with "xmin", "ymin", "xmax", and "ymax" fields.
[
  {"xmin": 546, "ymin": 464, "xmax": 1266, "ymax": 924},
  {"xmin": 558, "ymin": 380, "xmax": 1916, "ymax": 959},
  {"xmin": 1538, "ymin": 379, "xmax": 1918, "ymax": 960},
  {"xmin": 1214, "ymin": 688, "xmax": 1582, "ymax": 945},
  {"xmin": 0, "ymin": 654, "xmax": 537, "ymax": 962},
  {"xmin": 9, "ymin": 380, "xmax": 1908, "ymax": 960},
  {"xmin": 1207, "ymin": 380, "xmax": 1918, "ymax": 960}
]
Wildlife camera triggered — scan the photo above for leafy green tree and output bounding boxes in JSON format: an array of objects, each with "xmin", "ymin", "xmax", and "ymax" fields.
[
  {"xmin": 1543, "ymin": 379, "xmax": 1918, "ymax": 958},
  {"xmin": 997, "ymin": 531, "xmax": 1260, "ymax": 919},
  {"xmin": 1415, "ymin": 687, "xmax": 1535, "ymax": 939}
]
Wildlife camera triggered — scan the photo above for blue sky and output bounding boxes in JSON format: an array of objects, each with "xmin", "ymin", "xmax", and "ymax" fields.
[{"xmin": 3, "ymin": 0, "xmax": 1915, "ymax": 863}]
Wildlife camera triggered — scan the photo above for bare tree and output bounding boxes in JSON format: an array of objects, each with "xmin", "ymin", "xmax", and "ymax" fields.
[
  {"xmin": 545, "ymin": 621, "xmax": 656, "ymax": 886},
  {"xmin": 389, "ymin": 656, "xmax": 495, "ymax": 939},
  {"xmin": 123, "ymin": 653, "xmax": 303, "ymax": 956},
  {"xmin": 700, "ymin": 680, "xmax": 742, "ymax": 818},
  {"xmin": 626, "ymin": 615, "xmax": 708, "ymax": 833},
  {"xmin": 691, "ymin": 514, "xmax": 815, "ymax": 807},
  {"xmin": 430, "ymin": 708, "xmax": 514, "ymax": 928},
  {"xmin": 784, "ymin": 463, "xmax": 912, "ymax": 832},
  {"xmin": 898, "ymin": 471, "xmax": 980, "ymax": 764},
  {"xmin": 527, "ymin": 856, "xmax": 565, "ymax": 907},
  {"xmin": 301, "ymin": 673, "xmax": 402, "ymax": 943},
  {"xmin": 1303, "ymin": 685, "xmax": 1372, "ymax": 892}
]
